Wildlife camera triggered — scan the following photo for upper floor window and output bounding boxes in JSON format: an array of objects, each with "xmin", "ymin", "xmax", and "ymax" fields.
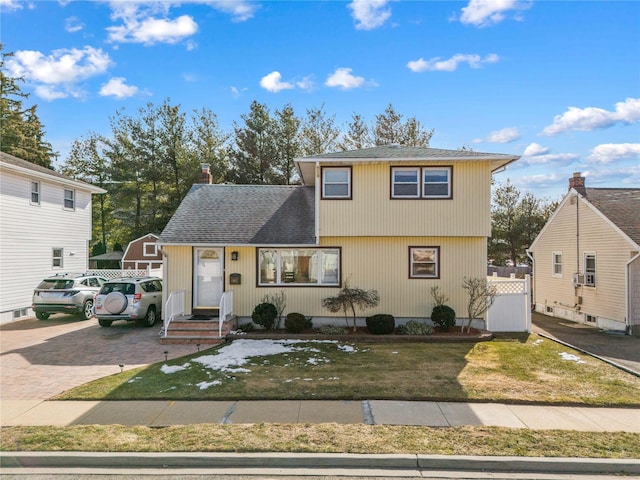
[
  {"xmin": 143, "ymin": 242, "xmax": 158, "ymax": 256},
  {"xmin": 552, "ymin": 252, "xmax": 562, "ymax": 276},
  {"xmin": 322, "ymin": 167, "xmax": 351, "ymax": 199},
  {"xmin": 52, "ymin": 248, "xmax": 63, "ymax": 268},
  {"xmin": 391, "ymin": 166, "xmax": 452, "ymax": 199},
  {"xmin": 258, "ymin": 248, "xmax": 340, "ymax": 286},
  {"xmin": 584, "ymin": 253, "xmax": 596, "ymax": 286},
  {"xmin": 409, "ymin": 246, "xmax": 440, "ymax": 279},
  {"xmin": 64, "ymin": 189, "xmax": 75, "ymax": 210},
  {"xmin": 31, "ymin": 181, "xmax": 40, "ymax": 205}
]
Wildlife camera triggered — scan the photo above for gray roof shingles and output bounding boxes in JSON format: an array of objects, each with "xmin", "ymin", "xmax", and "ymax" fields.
[
  {"xmin": 298, "ymin": 145, "xmax": 518, "ymax": 160},
  {"xmin": 585, "ymin": 188, "xmax": 640, "ymax": 246},
  {"xmin": 158, "ymin": 184, "xmax": 315, "ymax": 245}
]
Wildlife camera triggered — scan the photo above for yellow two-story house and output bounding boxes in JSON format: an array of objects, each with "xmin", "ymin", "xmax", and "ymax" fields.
[{"xmin": 158, "ymin": 145, "xmax": 518, "ymax": 329}]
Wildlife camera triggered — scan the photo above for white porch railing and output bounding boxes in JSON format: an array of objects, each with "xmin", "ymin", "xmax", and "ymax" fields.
[
  {"xmin": 218, "ymin": 290, "xmax": 234, "ymax": 337},
  {"xmin": 87, "ymin": 268, "xmax": 163, "ymax": 280},
  {"xmin": 163, "ymin": 290, "xmax": 185, "ymax": 337}
]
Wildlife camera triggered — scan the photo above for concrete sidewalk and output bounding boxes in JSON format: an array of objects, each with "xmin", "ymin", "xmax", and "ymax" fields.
[{"xmin": 2, "ymin": 398, "xmax": 639, "ymax": 431}]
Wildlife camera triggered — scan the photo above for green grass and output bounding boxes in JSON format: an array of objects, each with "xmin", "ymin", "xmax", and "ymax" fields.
[
  {"xmin": 53, "ymin": 335, "xmax": 640, "ymax": 406},
  {"xmin": 2, "ymin": 424, "xmax": 639, "ymax": 458}
]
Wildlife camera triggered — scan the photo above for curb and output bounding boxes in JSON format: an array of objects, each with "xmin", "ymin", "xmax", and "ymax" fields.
[{"xmin": 2, "ymin": 452, "xmax": 639, "ymax": 475}]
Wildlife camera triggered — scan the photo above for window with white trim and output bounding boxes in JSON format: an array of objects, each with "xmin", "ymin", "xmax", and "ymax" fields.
[
  {"xmin": 52, "ymin": 248, "xmax": 63, "ymax": 268},
  {"xmin": 409, "ymin": 246, "xmax": 440, "ymax": 279},
  {"xmin": 258, "ymin": 248, "xmax": 340, "ymax": 286},
  {"xmin": 143, "ymin": 242, "xmax": 158, "ymax": 256},
  {"xmin": 552, "ymin": 252, "xmax": 562, "ymax": 276},
  {"xmin": 322, "ymin": 167, "xmax": 351, "ymax": 199},
  {"xmin": 584, "ymin": 253, "xmax": 596, "ymax": 286},
  {"xmin": 392, "ymin": 167, "xmax": 452, "ymax": 199},
  {"xmin": 63, "ymin": 189, "xmax": 75, "ymax": 209},
  {"xmin": 31, "ymin": 181, "xmax": 40, "ymax": 205}
]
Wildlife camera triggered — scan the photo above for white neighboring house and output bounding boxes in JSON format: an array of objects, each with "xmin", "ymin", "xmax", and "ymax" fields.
[
  {"xmin": 0, "ymin": 152, "xmax": 106, "ymax": 323},
  {"xmin": 528, "ymin": 173, "xmax": 640, "ymax": 334}
]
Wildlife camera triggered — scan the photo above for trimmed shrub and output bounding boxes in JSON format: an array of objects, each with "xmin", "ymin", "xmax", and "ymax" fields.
[
  {"xmin": 251, "ymin": 302, "xmax": 278, "ymax": 331},
  {"xmin": 319, "ymin": 324, "xmax": 347, "ymax": 335},
  {"xmin": 366, "ymin": 314, "xmax": 395, "ymax": 335},
  {"xmin": 237, "ymin": 322, "xmax": 255, "ymax": 332},
  {"xmin": 431, "ymin": 304, "xmax": 456, "ymax": 332},
  {"xmin": 403, "ymin": 320, "xmax": 434, "ymax": 336},
  {"xmin": 304, "ymin": 316, "xmax": 313, "ymax": 329},
  {"xmin": 285, "ymin": 312, "xmax": 306, "ymax": 333}
]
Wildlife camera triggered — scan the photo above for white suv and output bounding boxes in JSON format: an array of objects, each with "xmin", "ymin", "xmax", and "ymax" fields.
[{"xmin": 94, "ymin": 277, "xmax": 163, "ymax": 328}]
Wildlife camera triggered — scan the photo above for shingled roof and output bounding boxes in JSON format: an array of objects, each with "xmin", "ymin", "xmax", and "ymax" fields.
[
  {"xmin": 158, "ymin": 184, "xmax": 315, "ymax": 245},
  {"xmin": 300, "ymin": 145, "xmax": 518, "ymax": 161},
  {"xmin": 584, "ymin": 188, "xmax": 640, "ymax": 246}
]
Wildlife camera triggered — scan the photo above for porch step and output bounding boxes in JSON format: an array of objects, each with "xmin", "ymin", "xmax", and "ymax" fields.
[{"xmin": 160, "ymin": 315, "xmax": 237, "ymax": 345}]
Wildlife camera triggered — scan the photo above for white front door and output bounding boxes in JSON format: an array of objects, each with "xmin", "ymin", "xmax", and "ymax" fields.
[{"xmin": 194, "ymin": 248, "xmax": 224, "ymax": 309}]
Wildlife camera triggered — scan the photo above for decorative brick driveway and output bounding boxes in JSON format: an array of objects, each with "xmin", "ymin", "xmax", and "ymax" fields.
[{"xmin": 0, "ymin": 315, "xmax": 201, "ymax": 400}]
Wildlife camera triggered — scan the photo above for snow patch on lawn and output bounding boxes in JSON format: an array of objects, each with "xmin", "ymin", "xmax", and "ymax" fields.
[
  {"xmin": 161, "ymin": 363, "xmax": 190, "ymax": 374},
  {"xmin": 559, "ymin": 352, "xmax": 586, "ymax": 364}
]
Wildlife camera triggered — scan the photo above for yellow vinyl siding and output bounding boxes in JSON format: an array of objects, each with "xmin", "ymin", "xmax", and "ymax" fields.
[
  {"xmin": 319, "ymin": 162, "xmax": 492, "ymax": 237},
  {"xmin": 225, "ymin": 237, "xmax": 485, "ymax": 319},
  {"xmin": 533, "ymin": 196, "xmax": 636, "ymax": 323}
]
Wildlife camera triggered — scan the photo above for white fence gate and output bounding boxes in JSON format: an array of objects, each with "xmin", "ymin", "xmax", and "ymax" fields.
[{"xmin": 486, "ymin": 275, "xmax": 531, "ymax": 333}]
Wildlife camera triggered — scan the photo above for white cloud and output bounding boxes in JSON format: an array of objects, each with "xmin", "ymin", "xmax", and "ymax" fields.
[
  {"xmin": 207, "ymin": 0, "xmax": 258, "ymax": 22},
  {"xmin": 542, "ymin": 97, "xmax": 640, "ymax": 136},
  {"xmin": 4, "ymin": 47, "xmax": 113, "ymax": 99},
  {"xmin": 296, "ymin": 76, "xmax": 315, "ymax": 91},
  {"xmin": 325, "ymin": 67, "xmax": 366, "ymax": 90},
  {"xmin": 586, "ymin": 143, "xmax": 640, "ymax": 164},
  {"xmin": 475, "ymin": 127, "xmax": 520, "ymax": 143},
  {"xmin": 523, "ymin": 142, "xmax": 550, "ymax": 156},
  {"xmin": 459, "ymin": 0, "xmax": 529, "ymax": 27},
  {"xmin": 260, "ymin": 71, "xmax": 294, "ymax": 93},
  {"xmin": 0, "ymin": 0, "xmax": 23, "ymax": 11},
  {"xmin": 348, "ymin": 0, "xmax": 392, "ymax": 30},
  {"xmin": 107, "ymin": 14, "xmax": 198, "ymax": 45},
  {"xmin": 65, "ymin": 16, "xmax": 84, "ymax": 32},
  {"xmin": 513, "ymin": 173, "xmax": 562, "ymax": 189},
  {"xmin": 99, "ymin": 77, "xmax": 139, "ymax": 98},
  {"xmin": 407, "ymin": 53, "xmax": 499, "ymax": 72}
]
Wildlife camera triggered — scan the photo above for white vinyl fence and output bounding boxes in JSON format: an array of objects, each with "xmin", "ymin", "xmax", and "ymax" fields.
[
  {"xmin": 87, "ymin": 268, "xmax": 163, "ymax": 280},
  {"xmin": 486, "ymin": 275, "xmax": 531, "ymax": 333}
]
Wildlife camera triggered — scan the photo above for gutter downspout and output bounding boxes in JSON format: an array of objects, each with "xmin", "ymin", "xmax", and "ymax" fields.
[
  {"xmin": 315, "ymin": 161, "xmax": 320, "ymax": 245},
  {"xmin": 526, "ymin": 248, "xmax": 535, "ymax": 310}
]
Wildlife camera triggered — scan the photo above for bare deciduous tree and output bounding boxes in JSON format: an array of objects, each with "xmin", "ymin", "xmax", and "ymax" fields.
[
  {"xmin": 462, "ymin": 277, "xmax": 497, "ymax": 333},
  {"xmin": 262, "ymin": 290, "xmax": 286, "ymax": 330}
]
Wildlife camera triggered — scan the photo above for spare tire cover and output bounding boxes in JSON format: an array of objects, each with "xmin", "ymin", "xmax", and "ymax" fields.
[{"xmin": 104, "ymin": 292, "xmax": 128, "ymax": 314}]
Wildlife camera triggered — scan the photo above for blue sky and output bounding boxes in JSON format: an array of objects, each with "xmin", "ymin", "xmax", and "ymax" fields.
[{"xmin": 2, "ymin": 0, "xmax": 639, "ymax": 200}]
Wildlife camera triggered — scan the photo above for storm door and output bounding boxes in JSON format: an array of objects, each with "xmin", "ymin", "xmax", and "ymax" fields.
[{"xmin": 194, "ymin": 248, "xmax": 224, "ymax": 309}]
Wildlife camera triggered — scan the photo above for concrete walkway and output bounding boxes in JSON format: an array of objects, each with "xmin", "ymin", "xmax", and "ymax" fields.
[{"xmin": 2, "ymin": 398, "xmax": 640, "ymax": 431}]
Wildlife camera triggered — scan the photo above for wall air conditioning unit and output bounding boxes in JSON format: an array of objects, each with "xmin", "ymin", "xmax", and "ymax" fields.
[{"xmin": 573, "ymin": 274, "xmax": 585, "ymax": 286}]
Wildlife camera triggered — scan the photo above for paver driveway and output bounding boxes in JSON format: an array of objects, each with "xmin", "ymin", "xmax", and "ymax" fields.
[{"xmin": 0, "ymin": 315, "xmax": 203, "ymax": 400}]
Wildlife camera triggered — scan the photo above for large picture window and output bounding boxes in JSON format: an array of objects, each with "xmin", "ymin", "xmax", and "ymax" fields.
[
  {"xmin": 392, "ymin": 166, "xmax": 452, "ymax": 199},
  {"xmin": 409, "ymin": 246, "xmax": 440, "ymax": 279},
  {"xmin": 322, "ymin": 167, "xmax": 351, "ymax": 199},
  {"xmin": 258, "ymin": 248, "xmax": 340, "ymax": 286}
]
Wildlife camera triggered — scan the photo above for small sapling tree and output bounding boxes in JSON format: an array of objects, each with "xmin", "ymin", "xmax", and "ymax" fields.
[
  {"xmin": 262, "ymin": 290, "xmax": 286, "ymax": 329},
  {"xmin": 322, "ymin": 280, "xmax": 380, "ymax": 332},
  {"xmin": 461, "ymin": 277, "xmax": 497, "ymax": 333}
]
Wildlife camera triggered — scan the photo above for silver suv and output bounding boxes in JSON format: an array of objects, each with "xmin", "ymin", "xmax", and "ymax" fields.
[
  {"xmin": 32, "ymin": 274, "xmax": 107, "ymax": 321},
  {"xmin": 94, "ymin": 277, "xmax": 162, "ymax": 328}
]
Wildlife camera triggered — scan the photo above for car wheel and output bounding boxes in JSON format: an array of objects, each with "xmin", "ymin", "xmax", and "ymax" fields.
[
  {"xmin": 139, "ymin": 307, "xmax": 156, "ymax": 327},
  {"xmin": 35, "ymin": 312, "xmax": 50, "ymax": 320},
  {"xmin": 80, "ymin": 300, "xmax": 94, "ymax": 320},
  {"xmin": 98, "ymin": 319, "xmax": 112, "ymax": 327}
]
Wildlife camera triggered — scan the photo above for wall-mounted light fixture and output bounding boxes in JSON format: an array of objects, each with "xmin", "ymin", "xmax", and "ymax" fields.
[{"xmin": 231, "ymin": 251, "xmax": 239, "ymax": 261}]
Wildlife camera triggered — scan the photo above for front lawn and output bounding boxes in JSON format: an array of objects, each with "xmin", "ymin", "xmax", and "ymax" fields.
[{"xmin": 54, "ymin": 335, "xmax": 640, "ymax": 406}]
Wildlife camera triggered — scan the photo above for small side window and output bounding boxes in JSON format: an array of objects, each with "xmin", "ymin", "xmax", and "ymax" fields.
[
  {"xmin": 31, "ymin": 181, "xmax": 40, "ymax": 205},
  {"xmin": 64, "ymin": 189, "xmax": 75, "ymax": 209}
]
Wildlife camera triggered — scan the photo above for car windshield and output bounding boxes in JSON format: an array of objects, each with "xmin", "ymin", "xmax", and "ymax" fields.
[
  {"xmin": 37, "ymin": 279, "xmax": 75, "ymax": 289},
  {"xmin": 100, "ymin": 283, "xmax": 136, "ymax": 295}
]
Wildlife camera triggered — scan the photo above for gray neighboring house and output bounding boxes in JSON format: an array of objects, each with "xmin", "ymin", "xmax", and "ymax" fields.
[{"xmin": 529, "ymin": 173, "xmax": 640, "ymax": 334}]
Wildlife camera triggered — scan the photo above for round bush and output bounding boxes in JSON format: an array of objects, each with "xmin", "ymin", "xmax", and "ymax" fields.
[
  {"xmin": 251, "ymin": 302, "xmax": 278, "ymax": 331},
  {"xmin": 403, "ymin": 320, "xmax": 433, "ymax": 335},
  {"xmin": 431, "ymin": 304, "xmax": 456, "ymax": 332},
  {"xmin": 285, "ymin": 312, "xmax": 307, "ymax": 333},
  {"xmin": 366, "ymin": 314, "xmax": 395, "ymax": 335}
]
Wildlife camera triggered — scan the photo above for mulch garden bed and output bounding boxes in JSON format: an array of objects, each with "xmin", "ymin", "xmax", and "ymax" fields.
[{"xmin": 227, "ymin": 326, "xmax": 493, "ymax": 343}]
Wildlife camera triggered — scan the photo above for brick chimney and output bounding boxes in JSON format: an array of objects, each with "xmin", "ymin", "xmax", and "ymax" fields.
[
  {"xmin": 569, "ymin": 172, "xmax": 586, "ymax": 196},
  {"xmin": 199, "ymin": 163, "xmax": 213, "ymax": 184}
]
